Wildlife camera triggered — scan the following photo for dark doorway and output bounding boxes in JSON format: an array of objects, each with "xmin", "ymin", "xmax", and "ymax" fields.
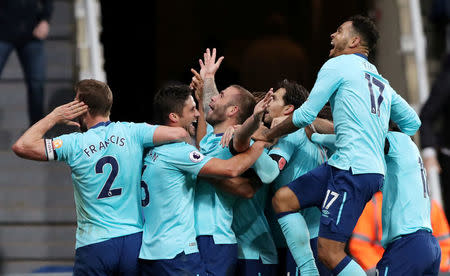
[{"xmin": 100, "ymin": 0, "xmax": 373, "ymax": 123}]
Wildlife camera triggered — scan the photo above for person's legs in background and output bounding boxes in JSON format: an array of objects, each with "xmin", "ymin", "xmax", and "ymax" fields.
[
  {"xmin": 17, "ymin": 40, "xmax": 46, "ymax": 125},
  {"xmin": 0, "ymin": 41, "xmax": 14, "ymax": 75}
]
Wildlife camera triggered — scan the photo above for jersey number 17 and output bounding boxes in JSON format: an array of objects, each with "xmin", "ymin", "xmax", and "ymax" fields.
[{"xmin": 365, "ymin": 73, "xmax": 385, "ymax": 116}]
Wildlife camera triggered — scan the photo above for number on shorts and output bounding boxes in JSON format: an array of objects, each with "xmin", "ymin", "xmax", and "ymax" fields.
[
  {"xmin": 365, "ymin": 73, "xmax": 385, "ymax": 116},
  {"xmin": 96, "ymin": 156, "xmax": 121, "ymax": 199},
  {"xmin": 323, "ymin": 189, "xmax": 339, "ymax": 210}
]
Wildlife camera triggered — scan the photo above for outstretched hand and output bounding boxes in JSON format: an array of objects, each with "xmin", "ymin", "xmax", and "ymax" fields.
[
  {"xmin": 254, "ymin": 88, "xmax": 273, "ymax": 116},
  {"xmin": 49, "ymin": 100, "xmax": 88, "ymax": 127},
  {"xmin": 199, "ymin": 48, "xmax": 224, "ymax": 79}
]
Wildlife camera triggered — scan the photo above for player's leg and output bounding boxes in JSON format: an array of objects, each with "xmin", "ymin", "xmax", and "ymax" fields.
[
  {"xmin": 317, "ymin": 168, "xmax": 383, "ymax": 276},
  {"xmin": 196, "ymin": 235, "xmax": 238, "ymax": 276},
  {"xmin": 309, "ymin": 237, "xmax": 332, "ymax": 276},
  {"xmin": 272, "ymin": 163, "xmax": 331, "ymax": 276},
  {"xmin": 0, "ymin": 41, "xmax": 14, "ymax": 74},
  {"xmin": 118, "ymin": 232, "xmax": 142, "ymax": 276},
  {"xmin": 73, "ymin": 238, "xmax": 121, "ymax": 276}
]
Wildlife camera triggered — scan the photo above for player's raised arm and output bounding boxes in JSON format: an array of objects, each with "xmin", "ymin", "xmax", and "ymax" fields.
[
  {"xmin": 190, "ymin": 68, "xmax": 207, "ymax": 146},
  {"xmin": 232, "ymin": 89, "xmax": 273, "ymax": 153},
  {"xmin": 199, "ymin": 48, "xmax": 223, "ymax": 114},
  {"xmin": 12, "ymin": 100, "xmax": 88, "ymax": 161}
]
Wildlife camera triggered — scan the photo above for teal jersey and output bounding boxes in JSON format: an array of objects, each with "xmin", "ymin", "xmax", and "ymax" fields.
[
  {"xmin": 53, "ymin": 121, "xmax": 157, "ymax": 248},
  {"xmin": 381, "ymin": 131, "xmax": 432, "ymax": 247},
  {"xmin": 268, "ymin": 129, "xmax": 326, "ymax": 244},
  {"xmin": 195, "ymin": 124, "xmax": 278, "ymax": 244},
  {"xmin": 232, "ymin": 184, "xmax": 278, "ymax": 264},
  {"xmin": 139, "ymin": 142, "xmax": 212, "ymax": 260},
  {"xmin": 292, "ymin": 54, "xmax": 421, "ymax": 175}
]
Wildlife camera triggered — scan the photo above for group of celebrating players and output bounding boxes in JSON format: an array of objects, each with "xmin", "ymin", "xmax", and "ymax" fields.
[{"xmin": 11, "ymin": 15, "xmax": 440, "ymax": 276}]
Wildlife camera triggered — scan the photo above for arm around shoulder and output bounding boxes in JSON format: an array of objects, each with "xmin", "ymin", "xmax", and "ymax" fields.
[{"xmin": 199, "ymin": 141, "xmax": 265, "ymax": 178}]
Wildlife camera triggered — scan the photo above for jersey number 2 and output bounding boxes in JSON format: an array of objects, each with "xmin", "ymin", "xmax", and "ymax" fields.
[
  {"xmin": 96, "ymin": 156, "xmax": 122, "ymax": 199},
  {"xmin": 365, "ymin": 73, "xmax": 385, "ymax": 116}
]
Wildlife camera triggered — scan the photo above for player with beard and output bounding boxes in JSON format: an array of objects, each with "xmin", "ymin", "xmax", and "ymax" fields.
[
  {"xmin": 138, "ymin": 84, "xmax": 268, "ymax": 276},
  {"xmin": 254, "ymin": 16, "xmax": 421, "ymax": 275},
  {"xmin": 12, "ymin": 79, "xmax": 193, "ymax": 275},
  {"xmin": 194, "ymin": 48, "xmax": 279, "ymax": 276}
]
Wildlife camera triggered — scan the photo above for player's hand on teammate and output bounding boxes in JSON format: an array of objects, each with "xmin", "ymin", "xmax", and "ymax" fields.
[
  {"xmin": 220, "ymin": 124, "xmax": 241, "ymax": 148},
  {"xmin": 199, "ymin": 48, "xmax": 224, "ymax": 79},
  {"xmin": 49, "ymin": 100, "xmax": 88, "ymax": 127}
]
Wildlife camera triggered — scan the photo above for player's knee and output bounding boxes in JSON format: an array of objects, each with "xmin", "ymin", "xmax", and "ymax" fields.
[
  {"xmin": 272, "ymin": 187, "xmax": 299, "ymax": 214},
  {"xmin": 317, "ymin": 237, "xmax": 346, "ymax": 269}
]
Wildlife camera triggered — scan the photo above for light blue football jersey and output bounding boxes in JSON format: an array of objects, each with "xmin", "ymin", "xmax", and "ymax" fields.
[
  {"xmin": 381, "ymin": 131, "xmax": 432, "ymax": 247},
  {"xmin": 195, "ymin": 124, "xmax": 278, "ymax": 245},
  {"xmin": 53, "ymin": 121, "xmax": 157, "ymax": 249},
  {"xmin": 232, "ymin": 184, "xmax": 278, "ymax": 264},
  {"xmin": 268, "ymin": 129, "xmax": 326, "ymax": 244},
  {"xmin": 139, "ymin": 142, "xmax": 212, "ymax": 260},
  {"xmin": 292, "ymin": 54, "xmax": 421, "ymax": 175}
]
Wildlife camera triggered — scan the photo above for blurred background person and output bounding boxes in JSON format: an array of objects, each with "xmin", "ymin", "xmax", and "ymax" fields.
[{"xmin": 0, "ymin": 0, "xmax": 53, "ymax": 125}]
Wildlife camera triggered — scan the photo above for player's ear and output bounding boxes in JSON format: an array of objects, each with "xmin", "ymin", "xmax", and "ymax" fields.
[
  {"xmin": 283, "ymin": 104, "xmax": 294, "ymax": 115},
  {"xmin": 169, "ymin": 112, "xmax": 179, "ymax": 123},
  {"xmin": 227, "ymin": 105, "xmax": 239, "ymax": 117},
  {"xmin": 349, "ymin": 35, "xmax": 361, "ymax": 48}
]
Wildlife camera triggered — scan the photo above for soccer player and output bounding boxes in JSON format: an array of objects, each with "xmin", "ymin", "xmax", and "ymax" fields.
[
  {"xmin": 254, "ymin": 15, "xmax": 421, "ymax": 275},
  {"xmin": 12, "ymin": 79, "xmax": 189, "ymax": 275},
  {"xmin": 310, "ymin": 125, "xmax": 441, "ymax": 275},
  {"xmin": 194, "ymin": 48, "xmax": 278, "ymax": 275},
  {"xmin": 262, "ymin": 80, "xmax": 331, "ymax": 276},
  {"xmin": 138, "ymin": 84, "xmax": 268, "ymax": 276}
]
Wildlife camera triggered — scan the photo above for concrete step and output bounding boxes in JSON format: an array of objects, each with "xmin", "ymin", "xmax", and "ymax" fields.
[
  {"xmin": 0, "ymin": 152, "xmax": 75, "ymax": 223},
  {"xmin": 3, "ymin": 261, "xmax": 73, "ymax": 275},
  {"xmin": 48, "ymin": 0, "xmax": 75, "ymax": 40},
  {"xmin": 0, "ymin": 225, "xmax": 75, "ymax": 259}
]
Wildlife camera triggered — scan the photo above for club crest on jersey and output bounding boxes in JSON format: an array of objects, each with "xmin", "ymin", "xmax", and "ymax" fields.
[
  {"xmin": 52, "ymin": 139, "xmax": 63, "ymax": 149},
  {"xmin": 189, "ymin": 151, "xmax": 204, "ymax": 163}
]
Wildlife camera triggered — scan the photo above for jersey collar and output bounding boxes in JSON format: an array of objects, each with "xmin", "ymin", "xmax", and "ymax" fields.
[
  {"xmin": 91, "ymin": 121, "xmax": 111, "ymax": 129},
  {"xmin": 354, "ymin": 53, "xmax": 368, "ymax": 60}
]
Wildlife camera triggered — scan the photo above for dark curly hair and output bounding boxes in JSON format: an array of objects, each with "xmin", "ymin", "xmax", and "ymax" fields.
[{"xmin": 348, "ymin": 15, "xmax": 379, "ymax": 53}]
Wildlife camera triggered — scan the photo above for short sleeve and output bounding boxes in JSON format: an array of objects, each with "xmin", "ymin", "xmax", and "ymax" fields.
[
  {"xmin": 169, "ymin": 143, "xmax": 213, "ymax": 177},
  {"xmin": 133, "ymin": 123, "xmax": 158, "ymax": 148},
  {"xmin": 52, "ymin": 133, "xmax": 79, "ymax": 163},
  {"xmin": 268, "ymin": 133, "xmax": 302, "ymax": 164}
]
